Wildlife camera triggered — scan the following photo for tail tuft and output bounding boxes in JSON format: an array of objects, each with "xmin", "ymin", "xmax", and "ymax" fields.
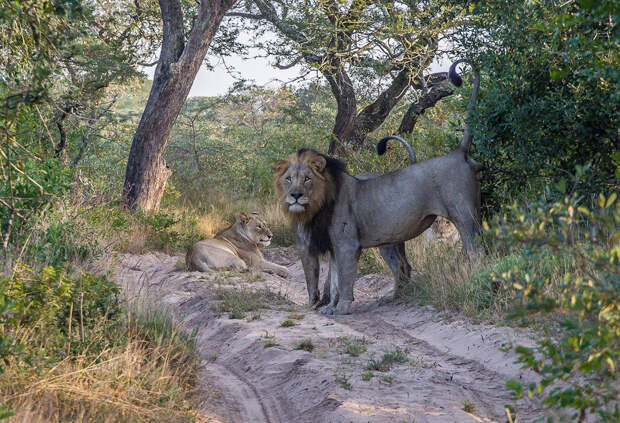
[
  {"xmin": 449, "ymin": 60, "xmax": 464, "ymax": 87},
  {"xmin": 377, "ymin": 139, "xmax": 388, "ymax": 156},
  {"xmin": 376, "ymin": 135, "xmax": 416, "ymax": 164}
]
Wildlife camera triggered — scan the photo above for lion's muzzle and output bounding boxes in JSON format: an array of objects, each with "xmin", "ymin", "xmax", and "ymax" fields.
[{"xmin": 286, "ymin": 192, "xmax": 309, "ymax": 213}]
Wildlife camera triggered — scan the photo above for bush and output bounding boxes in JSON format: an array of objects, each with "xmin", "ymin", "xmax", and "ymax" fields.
[
  {"xmin": 0, "ymin": 267, "xmax": 120, "ymax": 358},
  {"xmin": 0, "ymin": 268, "xmax": 201, "ymax": 422},
  {"xmin": 486, "ymin": 192, "xmax": 619, "ymax": 421},
  {"xmin": 460, "ymin": 1, "xmax": 618, "ymax": 214}
]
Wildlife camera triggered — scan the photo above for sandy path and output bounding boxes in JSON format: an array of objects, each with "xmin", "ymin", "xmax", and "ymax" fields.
[{"xmin": 114, "ymin": 250, "xmax": 549, "ymax": 423}]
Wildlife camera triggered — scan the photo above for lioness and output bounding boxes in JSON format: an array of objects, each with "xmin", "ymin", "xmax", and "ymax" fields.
[
  {"xmin": 186, "ymin": 212, "xmax": 288, "ymax": 277},
  {"xmin": 273, "ymin": 59, "xmax": 482, "ymax": 314}
]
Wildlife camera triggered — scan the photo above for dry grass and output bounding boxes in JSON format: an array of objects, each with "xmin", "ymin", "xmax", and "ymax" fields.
[
  {"xmin": 403, "ymin": 239, "xmax": 478, "ymax": 308},
  {"xmin": 358, "ymin": 236, "xmax": 516, "ymax": 320},
  {"xmin": 0, "ymin": 305, "xmax": 201, "ymax": 423},
  {"xmin": 2, "ymin": 341, "xmax": 196, "ymax": 423}
]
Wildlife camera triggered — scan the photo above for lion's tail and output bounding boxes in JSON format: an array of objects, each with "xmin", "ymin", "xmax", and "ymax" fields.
[
  {"xmin": 376, "ymin": 135, "xmax": 416, "ymax": 164},
  {"xmin": 449, "ymin": 59, "xmax": 480, "ymax": 154}
]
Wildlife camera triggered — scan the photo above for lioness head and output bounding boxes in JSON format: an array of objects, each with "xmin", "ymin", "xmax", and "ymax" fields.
[
  {"xmin": 240, "ymin": 212, "xmax": 273, "ymax": 246},
  {"xmin": 273, "ymin": 149, "xmax": 343, "ymax": 223}
]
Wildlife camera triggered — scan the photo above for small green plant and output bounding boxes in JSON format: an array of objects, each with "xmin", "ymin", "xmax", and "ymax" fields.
[
  {"xmin": 295, "ymin": 339, "xmax": 315, "ymax": 352},
  {"xmin": 361, "ymin": 371, "xmax": 374, "ymax": 381},
  {"xmin": 263, "ymin": 332, "xmax": 279, "ymax": 348},
  {"xmin": 335, "ymin": 373, "xmax": 352, "ymax": 390},
  {"xmin": 338, "ymin": 336, "xmax": 369, "ymax": 357},
  {"xmin": 462, "ymin": 400, "xmax": 476, "ymax": 414},
  {"xmin": 382, "ymin": 348, "xmax": 408, "ymax": 364},
  {"xmin": 228, "ymin": 309, "xmax": 246, "ymax": 319},
  {"xmin": 280, "ymin": 319, "xmax": 295, "ymax": 328},
  {"xmin": 365, "ymin": 348, "xmax": 409, "ymax": 372},
  {"xmin": 288, "ymin": 313, "xmax": 305, "ymax": 320},
  {"xmin": 381, "ymin": 375, "xmax": 394, "ymax": 384}
]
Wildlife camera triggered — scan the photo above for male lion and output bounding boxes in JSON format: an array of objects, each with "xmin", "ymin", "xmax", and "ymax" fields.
[
  {"xmin": 186, "ymin": 212, "xmax": 288, "ymax": 277},
  {"xmin": 273, "ymin": 59, "xmax": 482, "ymax": 314}
]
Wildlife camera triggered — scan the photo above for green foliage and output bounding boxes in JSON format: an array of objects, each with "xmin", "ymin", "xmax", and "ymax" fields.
[
  {"xmin": 0, "ymin": 267, "xmax": 120, "ymax": 357},
  {"xmin": 137, "ymin": 210, "xmax": 183, "ymax": 251},
  {"xmin": 486, "ymin": 193, "xmax": 619, "ymax": 420},
  {"xmin": 460, "ymin": 0, "xmax": 619, "ymax": 213},
  {"xmin": 0, "ymin": 0, "xmax": 152, "ymax": 254},
  {"xmin": 0, "ymin": 295, "xmax": 22, "ymax": 374}
]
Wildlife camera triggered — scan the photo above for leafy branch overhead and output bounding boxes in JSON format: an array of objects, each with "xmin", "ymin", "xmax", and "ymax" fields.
[{"xmin": 230, "ymin": 0, "xmax": 467, "ymax": 153}]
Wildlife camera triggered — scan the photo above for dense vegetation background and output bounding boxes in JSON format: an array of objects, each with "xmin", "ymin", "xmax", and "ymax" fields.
[{"xmin": 0, "ymin": 0, "xmax": 617, "ymax": 421}]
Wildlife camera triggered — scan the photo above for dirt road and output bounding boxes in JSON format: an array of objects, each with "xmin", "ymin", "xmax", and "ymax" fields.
[{"xmin": 115, "ymin": 251, "xmax": 547, "ymax": 423}]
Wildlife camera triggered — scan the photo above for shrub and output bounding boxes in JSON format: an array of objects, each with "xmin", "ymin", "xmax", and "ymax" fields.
[
  {"xmin": 460, "ymin": 1, "xmax": 618, "ymax": 214},
  {"xmin": 487, "ymin": 192, "xmax": 619, "ymax": 421},
  {"xmin": 0, "ymin": 268, "xmax": 201, "ymax": 422},
  {"xmin": 0, "ymin": 267, "xmax": 120, "ymax": 358}
]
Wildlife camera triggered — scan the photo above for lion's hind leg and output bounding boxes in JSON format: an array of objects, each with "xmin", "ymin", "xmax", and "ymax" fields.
[
  {"xmin": 196, "ymin": 248, "xmax": 248, "ymax": 273},
  {"xmin": 448, "ymin": 208, "xmax": 481, "ymax": 261},
  {"xmin": 379, "ymin": 242, "xmax": 411, "ymax": 297}
]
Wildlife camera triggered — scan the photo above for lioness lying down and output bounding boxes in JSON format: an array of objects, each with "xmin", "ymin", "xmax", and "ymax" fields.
[{"xmin": 186, "ymin": 212, "xmax": 288, "ymax": 277}]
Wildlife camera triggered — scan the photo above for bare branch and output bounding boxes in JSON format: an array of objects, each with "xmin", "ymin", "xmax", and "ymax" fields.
[
  {"xmin": 275, "ymin": 55, "xmax": 303, "ymax": 69},
  {"xmin": 226, "ymin": 11, "xmax": 264, "ymax": 19},
  {"xmin": 72, "ymin": 96, "xmax": 118, "ymax": 167},
  {"xmin": 398, "ymin": 84, "xmax": 454, "ymax": 134}
]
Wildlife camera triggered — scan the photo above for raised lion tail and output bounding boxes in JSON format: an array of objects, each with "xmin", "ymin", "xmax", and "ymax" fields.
[
  {"xmin": 376, "ymin": 135, "xmax": 416, "ymax": 165},
  {"xmin": 449, "ymin": 59, "xmax": 480, "ymax": 154}
]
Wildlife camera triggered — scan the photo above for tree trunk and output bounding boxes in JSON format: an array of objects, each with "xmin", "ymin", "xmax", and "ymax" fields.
[
  {"xmin": 123, "ymin": 0, "xmax": 235, "ymax": 213},
  {"xmin": 398, "ymin": 84, "xmax": 454, "ymax": 134},
  {"xmin": 324, "ymin": 61, "xmax": 357, "ymax": 155}
]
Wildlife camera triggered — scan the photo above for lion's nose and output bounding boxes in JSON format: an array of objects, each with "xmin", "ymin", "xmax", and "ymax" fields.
[{"xmin": 291, "ymin": 192, "xmax": 303, "ymax": 200}]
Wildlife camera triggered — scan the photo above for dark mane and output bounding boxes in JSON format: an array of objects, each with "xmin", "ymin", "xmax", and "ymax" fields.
[
  {"xmin": 296, "ymin": 148, "xmax": 346, "ymax": 255},
  {"xmin": 297, "ymin": 148, "xmax": 347, "ymax": 179}
]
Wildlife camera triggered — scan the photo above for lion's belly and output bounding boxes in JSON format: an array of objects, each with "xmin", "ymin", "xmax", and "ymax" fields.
[{"xmin": 353, "ymin": 206, "xmax": 437, "ymax": 248}]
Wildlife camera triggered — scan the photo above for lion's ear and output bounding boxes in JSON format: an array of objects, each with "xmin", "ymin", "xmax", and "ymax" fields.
[
  {"xmin": 273, "ymin": 159, "xmax": 289, "ymax": 175},
  {"xmin": 239, "ymin": 213, "xmax": 250, "ymax": 225},
  {"xmin": 309, "ymin": 156, "xmax": 327, "ymax": 174}
]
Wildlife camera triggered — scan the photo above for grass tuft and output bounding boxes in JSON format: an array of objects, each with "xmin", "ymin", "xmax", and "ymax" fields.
[
  {"xmin": 365, "ymin": 348, "xmax": 409, "ymax": 372},
  {"xmin": 294, "ymin": 339, "xmax": 315, "ymax": 352},
  {"xmin": 280, "ymin": 319, "xmax": 295, "ymax": 328}
]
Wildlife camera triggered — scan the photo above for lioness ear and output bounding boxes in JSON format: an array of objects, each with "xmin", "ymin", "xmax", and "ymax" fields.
[
  {"xmin": 239, "ymin": 213, "xmax": 250, "ymax": 225},
  {"xmin": 309, "ymin": 156, "xmax": 327, "ymax": 174},
  {"xmin": 273, "ymin": 159, "xmax": 289, "ymax": 175}
]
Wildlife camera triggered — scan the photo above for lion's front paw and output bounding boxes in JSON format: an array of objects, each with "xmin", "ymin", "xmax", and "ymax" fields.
[
  {"xmin": 318, "ymin": 304, "xmax": 335, "ymax": 315},
  {"xmin": 277, "ymin": 268, "xmax": 289, "ymax": 278},
  {"xmin": 335, "ymin": 300, "xmax": 352, "ymax": 315}
]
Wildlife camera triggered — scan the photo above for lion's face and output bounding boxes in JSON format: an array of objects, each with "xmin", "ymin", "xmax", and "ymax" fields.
[
  {"xmin": 241, "ymin": 213, "xmax": 273, "ymax": 247},
  {"xmin": 273, "ymin": 150, "xmax": 335, "ymax": 222}
]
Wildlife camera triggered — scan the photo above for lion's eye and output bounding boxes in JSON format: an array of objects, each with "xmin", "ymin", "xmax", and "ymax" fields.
[
  {"xmin": 304, "ymin": 176, "xmax": 311, "ymax": 183},
  {"xmin": 285, "ymin": 176, "xmax": 291, "ymax": 183}
]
